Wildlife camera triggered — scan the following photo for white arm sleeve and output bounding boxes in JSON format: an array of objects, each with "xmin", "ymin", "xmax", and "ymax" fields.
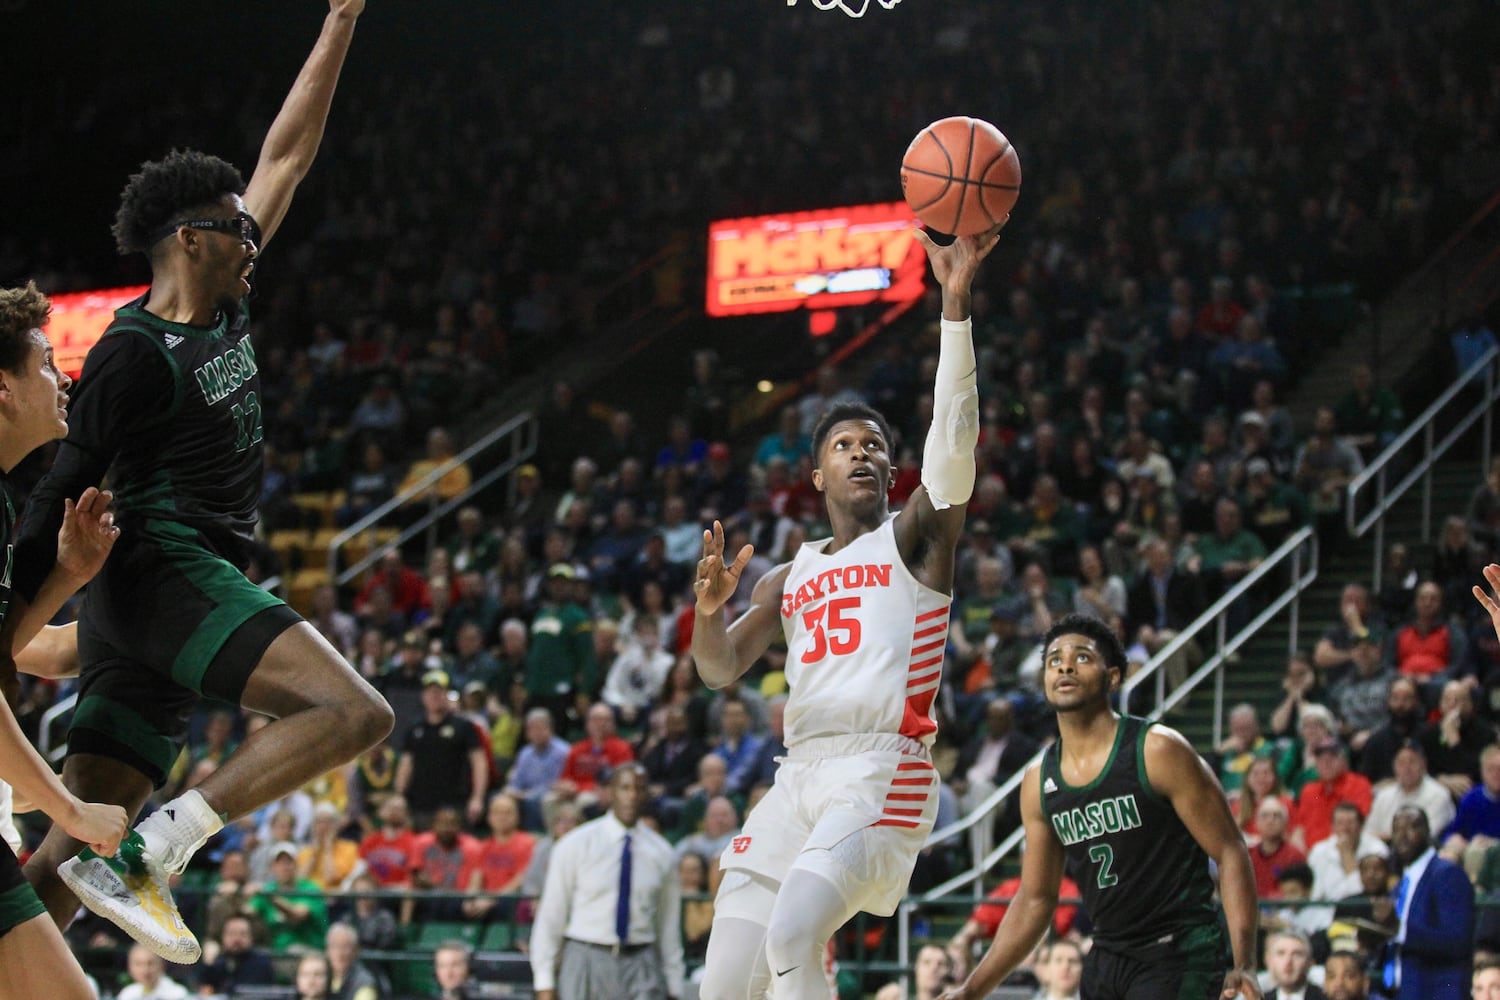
[{"xmin": 920, "ymin": 317, "xmax": 980, "ymax": 510}]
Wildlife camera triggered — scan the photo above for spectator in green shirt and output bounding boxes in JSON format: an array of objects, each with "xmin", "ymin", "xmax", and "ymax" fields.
[
  {"xmin": 1187, "ymin": 496, "xmax": 1267, "ymax": 599},
  {"xmin": 249, "ymin": 843, "xmax": 329, "ymax": 953},
  {"xmin": 524, "ymin": 564, "xmax": 598, "ymax": 731},
  {"xmin": 1334, "ymin": 362, "xmax": 1404, "ymax": 460}
]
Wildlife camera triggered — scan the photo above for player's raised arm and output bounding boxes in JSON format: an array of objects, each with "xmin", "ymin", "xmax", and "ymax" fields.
[
  {"xmin": 691, "ymin": 520, "xmax": 787, "ymax": 689},
  {"xmin": 1144, "ymin": 726, "xmax": 1264, "ymax": 1000},
  {"xmin": 940, "ymin": 764, "xmax": 1062, "ymax": 1000},
  {"xmin": 894, "ymin": 221, "xmax": 1006, "ymax": 589},
  {"xmin": 241, "ymin": 0, "xmax": 365, "ymax": 247}
]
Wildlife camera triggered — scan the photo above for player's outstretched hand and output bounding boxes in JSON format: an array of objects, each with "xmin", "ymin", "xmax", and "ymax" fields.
[
  {"xmin": 914, "ymin": 217, "xmax": 1008, "ymax": 294},
  {"xmin": 62, "ymin": 798, "xmax": 129, "ymax": 858},
  {"xmin": 1472, "ymin": 564, "xmax": 1500, "ymax": 639},
  {"xmin": 55, "ymin": 487, "xmax": 120, "ymax": 584},
  {"xmin": 694, "ymin": 520, "xmax": 753, "ymax": 616},
  {"xmin": 1220, "ymin": 969, "xmax": 1263, "ymax": 999},
  {"xmin": 331, "ymin": 0, "xmax": 366, "ymax": 17}
]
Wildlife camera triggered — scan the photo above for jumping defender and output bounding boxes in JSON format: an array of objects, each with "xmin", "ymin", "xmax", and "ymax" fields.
[{"xmin": 16, "ymin": 0, "xmax": 392, "ymax": 964}]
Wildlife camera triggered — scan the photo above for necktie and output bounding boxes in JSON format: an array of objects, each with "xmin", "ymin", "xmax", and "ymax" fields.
[
  {"xmin": 1383, "ymin": 872, "xmax": 1411, "ymax": 991},
  {"xmin": 616, "ymin": 831, "xmax": 633, "ymax": 945}
]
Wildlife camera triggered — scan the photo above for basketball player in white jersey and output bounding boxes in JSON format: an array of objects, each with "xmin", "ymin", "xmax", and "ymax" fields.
[{"xmin": 692, "ymin": 219, "xmax": 1004, "ymax": 1000}]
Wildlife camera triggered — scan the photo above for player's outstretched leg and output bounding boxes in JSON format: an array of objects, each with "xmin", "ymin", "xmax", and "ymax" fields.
[
  {"xmin": 762, "ymin": 868, "xmax": 858, "ymax": 999},
  {"xmin": 57, "ymin": 624, "xmax": 391, "ymax": 961}
]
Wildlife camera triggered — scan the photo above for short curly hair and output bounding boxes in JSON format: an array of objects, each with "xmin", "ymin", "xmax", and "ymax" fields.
[
  {"xmin": 112, "ymin": 149, "xmax": 246, "ymax": 255},
  {"xmin": 811, "ymin": 401, "xmax": 895, "ymax": 463},
  {"xmin": 0, "ymin": 281, "xmax": 51, "ymax": 372}
]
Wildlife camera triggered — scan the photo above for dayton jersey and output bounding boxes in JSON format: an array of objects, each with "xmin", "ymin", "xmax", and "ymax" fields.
[
  {"xmin": 17, "ymin": 295, "xmax": 264, "ymax": 576},
  {"xmin": 1040, "ymin": 715, "xmax": 1217, "ymax": 952},
  {"xmin": 780, "ymin": 517, "xmax": 950, "ymax": 748}
]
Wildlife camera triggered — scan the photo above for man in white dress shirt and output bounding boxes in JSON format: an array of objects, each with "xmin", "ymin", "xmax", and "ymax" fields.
[{"xmin": 531, "ymin": 763, "xmax": 683, "ymax": 1000}]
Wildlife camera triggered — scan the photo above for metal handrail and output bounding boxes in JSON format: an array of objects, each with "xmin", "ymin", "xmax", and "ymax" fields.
[
  {"xmin": 917, "ymin": 527, "xmax": 1318, "ymax": 896},
  {"xmin": 326, "ymin": 411, "xmax": 539, "ymax": 585},
  {"xmin": 1345, "ymin": 346, "xmax": 1500, "ymax": 589}
]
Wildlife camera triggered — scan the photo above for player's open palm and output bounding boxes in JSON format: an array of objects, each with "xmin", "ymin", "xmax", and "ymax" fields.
[
  {"xmin": 55, "ymin": 487, "xmax": 120, "ymax": 584},
  {"xmin": 694, "ymin": 520, "xmax": 753, "ymax": 616},
  {"xmin": 1473, "ymin": 564, "xmax": 1500, "ymax": 640},
  {"xmin": 62, "ymin": 799, "xmax": 129, "ymax": 858}
]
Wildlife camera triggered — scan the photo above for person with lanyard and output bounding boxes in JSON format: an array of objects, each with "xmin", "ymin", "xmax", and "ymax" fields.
[{"xmin": 530, "ymin": 763, "xmax": 683, "ymax": 1000}]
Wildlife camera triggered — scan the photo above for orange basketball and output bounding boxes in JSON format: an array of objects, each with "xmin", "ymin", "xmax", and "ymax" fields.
[{"xmin": 900, "ymin": 116, "xmax": 1021, "ymax": 236}]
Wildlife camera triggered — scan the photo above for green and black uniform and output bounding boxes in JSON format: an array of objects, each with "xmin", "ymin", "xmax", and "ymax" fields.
[
  {"xmin": 14, "ymin": 292, "xmax": 301, "ymax": 787},
  {"xmin": 0, "ymin": 479, "xmax": 48, "ymax": 936},
  {"xmin": 1040, "ymin": 715, "xmax": 1224, "ymax": 1000}
]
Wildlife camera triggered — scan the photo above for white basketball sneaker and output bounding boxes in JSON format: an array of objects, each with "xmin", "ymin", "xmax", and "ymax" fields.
[{"xmin": 58, "ymin": 829, "xmax": 201, "ymax": 964}]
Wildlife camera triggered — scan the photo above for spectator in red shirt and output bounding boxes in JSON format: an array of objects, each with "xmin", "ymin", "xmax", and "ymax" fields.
[
  {"xmin": 460, "ymin": 793, "xmax": 536, "ymax": 923},
  {"xmin": 555, "ymin": 702, "xmax": 636, "ymax": 808},
  {"xmin": 947, "ymin": 854, "xmax": 1082, "ymax": 962},
  {"xmin": 409, "ymin": 806, "xmax": 480, "ymax": 922},
  {"xmin": 1393, "ymin": 581, "xmax": 1465, "ymax": 682},
  {"xmin": 357, "ymin": 795, "xmax": 419, "ymax": 888},
  {"xmin": 355, "ymin": 548, "xmax": 431, "ymax": 621},
  {"xmin": 1249, "ymin": 797, "xmax": 1307, "ymax": 899},
  {"xmin": 1295, "ymin": 738, "xmax": 1373, "ymax": 848}
]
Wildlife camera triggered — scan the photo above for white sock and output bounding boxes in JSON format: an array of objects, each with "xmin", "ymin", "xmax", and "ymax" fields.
[{"xmin": 136, "ymin": 790, "xmax": 225, "ymax": 875}]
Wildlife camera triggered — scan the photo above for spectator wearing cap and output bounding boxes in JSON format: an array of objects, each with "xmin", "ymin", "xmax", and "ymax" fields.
[
  {"xmin": 524, "ymin": 562, "xmax": 598, "ymax": 730},
  {"xmin": 506, "ymin": 461, "xmax": 553, "ymax": 547},
  {"xmin": 1296, "ymin": 740, "xmax": 1375, "ymax": 848},
  {"xmin": 1241, "ymin": 455, "xmax": 1310, "ymax": 550},
  {"xmin": 1366, "ymin": 739, "xmax": 1457, "ymax": 840},
  {"xmin": 1331, "ymin": 628, "xmax": 1396, "ymax": 753},
  {"xmin": 1234, "ymin": 409, "xmax": 1281, "ymax": 478},
  {"xmin": 376, "ymin": 630, "xmax": 436, "ymax": 740},
  {"xmin": 395, "ymin": 669, "xmax": 488, "ymax": 828},
  {"xmin": 249, "ymin": 840, "xmax": 330, "ymax": 953}
]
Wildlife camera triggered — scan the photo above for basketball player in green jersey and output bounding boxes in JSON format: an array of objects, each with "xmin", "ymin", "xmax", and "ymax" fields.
[
  {"xmin": 941, "ymin": 613, "xmax": 1261, "ymax": 1000},
  {"xmin": 12, "ymin": 0, "xmax": 393, "ymax": 965}
]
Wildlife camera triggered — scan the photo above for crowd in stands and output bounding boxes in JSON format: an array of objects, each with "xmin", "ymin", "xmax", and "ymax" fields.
[{"xmin": 5, "ymin": 0, "xmax": 1500, "ymax": 996}]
